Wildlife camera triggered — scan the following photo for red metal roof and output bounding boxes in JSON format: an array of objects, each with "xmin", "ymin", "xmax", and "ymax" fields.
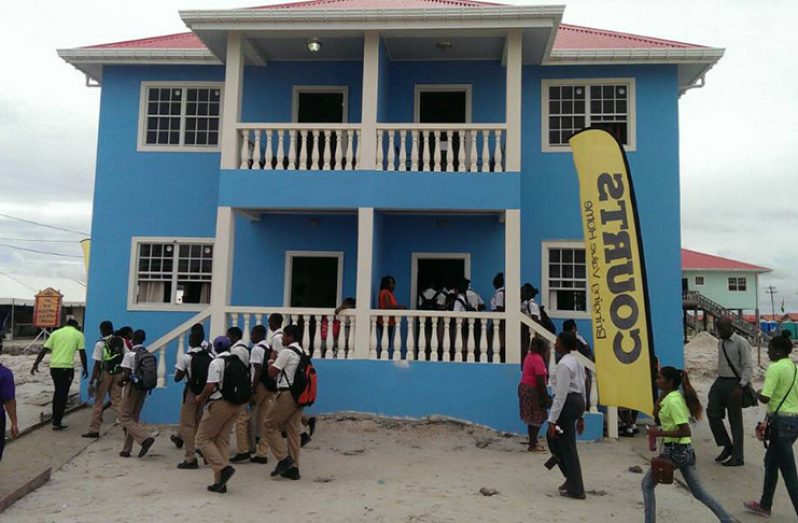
[
  {"xmin": 555, "ymin": 23, "xmax": 704, "ymax": 50},
  {"xmin": 682, "ymin": 248, "xmax": 771, "ymax": 272},
  {"xmin": 86, "ymin": 32, "xmax": 207, "ymax": 50},
  {"xmin": 251, "ymin": 0, "xmax": 502, "ymax": 8}
]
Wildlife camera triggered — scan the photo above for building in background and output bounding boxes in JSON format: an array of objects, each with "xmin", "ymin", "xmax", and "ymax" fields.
[{"xmin": 0, "ymin": 274, "xmax": 86, "ymax": 339}]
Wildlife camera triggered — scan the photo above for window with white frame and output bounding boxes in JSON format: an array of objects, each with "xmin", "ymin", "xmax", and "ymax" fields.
[
  {"xmin": 542, "ymin": 79, "xmax": 635, "ymax": 151},
  {"xmin": 132, "ymin": 240, "xmax": 213, "ymax": 306},
  {"xmin": 728, "ymin": 277, "xmax": 747, "ymax": 292},
  {"xmin": 695, "ymin": 276, "xmax": 705, "ymax": 286},
  {"xmin": 544, "ymin": 244, "xmax": 587, "ymax": 314},
  {"xmin": 140, "ymin": 84, "xmax": 223, "ymax": 149}
]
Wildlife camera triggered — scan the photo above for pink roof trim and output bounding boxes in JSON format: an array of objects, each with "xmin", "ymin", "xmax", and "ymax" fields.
[
  {"xmin": 555, "ymin": 23, "xmax": 705, "ymax": 50},
  {"xmin": 681, "ymin": 249, "xmax": 771, "ymax": 272}
]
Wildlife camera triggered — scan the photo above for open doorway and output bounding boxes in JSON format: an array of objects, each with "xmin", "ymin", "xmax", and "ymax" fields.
[
  {"xmin": 414, "ymin": 85, "xmax": 471, "ymax": 169},
  {"xmin": 411, "ymin": 253, "xmax": 471, "ymax": 309},
  {"xmin": 284, "ymin": 251, "xmax": 343, "ymax": 308},
  {"xmin": 292, "ymin": 86, "xmax": 348, "ymax": 168}
]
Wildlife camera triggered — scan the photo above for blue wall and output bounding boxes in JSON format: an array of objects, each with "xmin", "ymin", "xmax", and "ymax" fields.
[{"xmin": 242, "ymin": 62, "xmax": 363, "ymax": 123}]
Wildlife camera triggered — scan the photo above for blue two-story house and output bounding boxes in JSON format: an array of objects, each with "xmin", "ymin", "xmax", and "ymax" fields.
[{"xmin": 59, "ymin": 0, "xmax": 723, "ymax": 438}]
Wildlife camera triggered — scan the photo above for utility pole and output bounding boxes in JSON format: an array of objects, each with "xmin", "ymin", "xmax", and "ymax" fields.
[{"xmin": 766, "ymin": 285, "xmax": 778, "ymax": 328}]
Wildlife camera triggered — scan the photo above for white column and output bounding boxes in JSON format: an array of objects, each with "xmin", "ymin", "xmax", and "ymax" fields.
[
  {"xmin": 504, "ymin": 29, "xmax": 522, "ymax": 172},
  {"xmin": 504, "ymin": 209, "xmax": 522, "ymax": 363},
  {"xmin": 210, "ymin": 207, "xmax": 236, "ymax": 337},
  {"xmin": 220, "ymin": 32, "xmax": 245, "ymax": 170},
  {"xmin": 359, "ymin": 31, "xmax": 380, "ymax": 170},
  {"xmin": 354, "ymin": 208, "xmax": 375, "ymax": 358}
]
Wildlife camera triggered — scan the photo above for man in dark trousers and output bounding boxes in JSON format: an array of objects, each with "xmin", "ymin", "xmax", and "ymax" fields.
[{"xmin": 708, "ymin": 317, "xmax": 752, "ymax": 466}]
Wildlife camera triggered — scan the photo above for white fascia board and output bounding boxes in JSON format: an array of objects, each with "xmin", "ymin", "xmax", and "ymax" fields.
[
  {"xmin": 543, "ymin": 47, "xmax": 725, "ymax": 65},
  {"xmin": 684, "ymin": 267, "xmax": 772, "ymax": 274}
]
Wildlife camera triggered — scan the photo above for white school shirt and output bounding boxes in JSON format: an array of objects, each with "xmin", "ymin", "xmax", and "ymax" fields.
[
  {"xmin": 250, "ymin": 341, "xmax": 268, "ymax": 379},
  {"xmin": 272, "ymin": 342, "xmax": 305, "ymax": 390},
  {"xmin": 206, "ymin": 348, "xmax": 249, "ymax": 400},
  {"xmin": 453, "ymin": 293, "xmax": 468, "ymax": 312},
  {"xmin": 120, "ymin": 345, "xmax": 146, "ymax": 370},
  {"xmin": 466, "ymin": 288, "xmax": 484, "ymax": 310},
  {"xmin": 268, "ymin": 329, "xmax": 284, "ymax": 355},
  {"xmin": 548, "ymin": 353, "xmax": 587, "ymax": 424},
  {"xmin": 418, "ymin": 288, "xmax": 446, "ymax": 308},
  {"xmin": 490, "ymin": 287, "xmax": 505, "ymax": 311},
  {"xmin": 175, "ymin": 346, "xmax": 207, "ymax": 379},
  {"xmin": 522, "ymin": 299, "xmax": 541, "ymax": 320}
]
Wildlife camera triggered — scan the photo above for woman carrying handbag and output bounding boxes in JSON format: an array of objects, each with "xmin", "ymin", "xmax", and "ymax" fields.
[
  {"xmin": 744, "ymin": 333, "xmax": 798, "ymax": 518},
  {"xmin": 642, "ymin": 367, "xmax": 735, "ymax": 522}
]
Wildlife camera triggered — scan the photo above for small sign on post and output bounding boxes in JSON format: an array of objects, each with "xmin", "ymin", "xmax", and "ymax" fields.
[{"xmin": 33, "ymin": 288, "xmax": 63, "ymax": 328}]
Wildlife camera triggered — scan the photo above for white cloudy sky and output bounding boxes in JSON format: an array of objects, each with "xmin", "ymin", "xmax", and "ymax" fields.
[{"xmin": 0, "ymin": 0, "xmax": 795, "ymax": 312}]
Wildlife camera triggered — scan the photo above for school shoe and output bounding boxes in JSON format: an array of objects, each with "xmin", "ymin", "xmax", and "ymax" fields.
[
  {"xmin": 270, "ymin": 457, "xmax": 295, "ymax": 477},
  {"xmin": 119, "ymin": 451, "xmax": 131, "ymax": 458},
  {"xmin": 230, "ymin": 452, "xmax": 251, "ymax": 463},
  {"xmin": 206, "ymin": 484, "xmax": 228, "ymax": 494},
  {"xmin": 250, "ymin": 456, "xmax": 269, "ymax": 464},
  {"xmin": 743, "ymin": 501, "xmax": 771, "ymax": 518},
  {"xmin": 138, "ymin": 437, "xmax": 155, "ymax": 458},
  {"xmin": 307, "ymin": 417, "xmax": 317, "ymax": 436},
  {"xmin": 301, "ymin": 433, "xmax": 312, "ymax": 447},
  {"xmin": 170, "ymin": 435, "xmax": 184, "ymax": 449},
  {"xmin": 177, "ymin": 460, "xmax": 199, "ymax": 469},
  {"xmin": 218, "ymin": 466, "xmax": 236, "ymax": 487},
  {"xmin": 721, "ymin": 459, "xmax": 744, "ymax": 467},
  {"xmin": 715, "ymin": 446, "xmax": 733, "ymax": 463},
  {"xmin": 52, "ymin": 424, "xmax": 67, "ymax": 431},
  {"xmin": 280, "ymin": 467, "xmax": 301, "ymax": 480},
  {"xmin": 559, "ymin": 491, "xmax": 586, "ymax": 500},
  {"xmin": 81, "ymin": 431, "xmax": 100, "ymax": 438}
]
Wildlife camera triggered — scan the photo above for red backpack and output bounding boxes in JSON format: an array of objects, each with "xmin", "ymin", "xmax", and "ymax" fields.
[{"xmin": 282, "ymin": 346, "xmax": 318, "ymax": 407}]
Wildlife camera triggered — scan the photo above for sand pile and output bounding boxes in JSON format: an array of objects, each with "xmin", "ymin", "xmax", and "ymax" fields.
[{"xmin": 684, "ymin": 331, "xmax": 720, "ymax": 380}]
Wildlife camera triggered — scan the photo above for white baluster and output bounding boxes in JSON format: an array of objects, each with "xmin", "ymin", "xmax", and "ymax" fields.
[
  {"xmin": 239, "ymin": 129, "xmax": 250, "ymax": 169},
  {"xmin": 547, "ymin": 341, "xmax": 557, "ymax": 376},
  {"xmin": 157, "ymin": 346, "xmax": 167, "ymax": 388},
  {"xmin": 369, "ymin": 316, "xmax": 378, "ymax": 359},
  {"xmin": 251, "ymin": 129, "xmax": 262, "ymax": 170},
  {"xmin": 469, "ymin": 130, "xmax": 478, "ymax": 172},
  {"xmin": 275, "ymin": 130, "xmax": 285, "ymax": 170},
  {"xmin": 430, "ymin": 316, "xmax": 439, "ymax": 361},
  {"xmin": 420, "ymin": 131, "xmax": 429, "ymax": 171},
  {"xmin": 354, "ymin": 130, "xmax": 361, "ymax": 169},
  {"xmin": 326, "ymin": 315, "xmax": 336, "ymax": 357},
  {"xmin": 345, "ymin": 130, "xmax": 354, "ymax": 170},
  {"xmin": 230, "ymin": 313, "xmax": 239, "ymax": 328},
  {"xmin": 442, "ymin": 318, "xmax": 451, "ymax": 361},
  {"xmin": 410, "ymin": 130, "xmax": 419, "ymax": 171},
  {"xmin": 310, "ymin": 131, "xmax": 320, "ymax": 170},
  {"xmin": 481, "ymin": 130, "xmax": 490, "ymax": 173},
  {"xmin": 590, "ymin": 371, "xmax": 599, "ymax": 413},
  {"xmin": 243, "ymin": 314, "xmax": 251, "ymax": 343},
  {"xmin": 494, "ymin": 129, "xmax": 503, "ymax": 173},
  {"xmin": 454, "ymin": 318, "xmax": 464, "ymax": 362},
  {"xmin": 399, "ymin": 130, "xmax": 407, "ymax": 172},
  {"xmin": 299, "ymin": 130, "xmax": 308, "ymax": 170},
  {"xmin": 433, "ymin": 130, "xmax": 441, "ymax": 172},
  {"xmin": 466, "ymin": 318, "xmax": 475, "ymax": 362},
  {"xmin": 302, "ymin": 315, "xmax": 311, "ymax": 349},
  {"xmin": 287, "ymin": 130, "xmax": 297, "ymax": 170},
  {"xmin": 477, "ymin": 318, "xmax": 488, "ymax": 363},
  {"xmin": 313, "ymin": 314, "xmax": 322, "ymax": 356},
  {"xmin": 386, "ymin": 130, "xmax": 395, "ymax": 171},
  {"xmin": 492, "ymin": 319, "xmax": 501, "ymax": 363},
  {"xmin": 334, "ymin": 130, "xmax": 343, "ymax": 170},
  {"xmin": 441, "ymin": 130, "xmax": 449, "ymax": 172},
  {"xmin": 322, "ymin": 131, "xmax": 332, "ymax": 170},
  {"xmin": 176, "ymin": 334, "xmax": 185, "ymax": 377},
  {"xmin": 255, "ymin": 313, "xmax": 263, "ymax": 327},
  {"xmin": 376, "ymin": 130, "xmax": 384, "ymax": 171},
  {"xmin": 263, "ymin": 130, "xmax": 273, "ymax": 170},
  {"xmin": 336, "ymin": 317, "xmax": 347, "ymax": 358},
  {"xmin": 457, "ymin": 131, "xmax": 466, "ymax": 172},
  {"xmin": 406, "ymin": 316, "xmax": 416, "ymax": 360},
  {"xmin": 417, "ymin": 315, "xmax": 427, "ymax": 360},
  {"xmin": 347, "ymin": 317, "xmax": 356, "ymax": 357},
  {"xmin": 383, "ymin": 315, "xmax": 392, "ymax": 359}
]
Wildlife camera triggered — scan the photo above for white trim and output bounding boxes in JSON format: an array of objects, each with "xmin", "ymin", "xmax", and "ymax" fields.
[
  {"xmin": 504, "ymin": 209, "xmax": 522, "ymax": 364},
  {"xmin": 409, "ymin": 252, "xmax": 472, "ymax": 310},
  {"xmin": 291, "ymin": 86, "xmax": 350, "ymax": 123},
  {"xmin": 137, "ymin": 81, "xmax": 225, "ymax": 153},
  {"xmin": 544, "ymin": 48, "xmax": 725, "ymax": 65},
  {"xmin": 540, "ymin": 240, "xmax": 590, "ymax": 320},
  {"xmin": 127, "ymin": 236, "xmax": 215, "ymax": 312},
  {"xmin": 540, "ymin": 77, "xmax": 636, "ymax": 153},
  {"xmin": 283, "ymin": 251, "xmax": 344, "ymax": 307},
  {"xmin": 413, "ymin": 84, "xmax": 472, "ymax": 124}
]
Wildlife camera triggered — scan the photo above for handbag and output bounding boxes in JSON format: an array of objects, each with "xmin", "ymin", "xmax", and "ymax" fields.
[
  {"xmin": 721, "ymin": 340, "xmax": 758, "ymax": 408},
  {"xmin": 650, "ymin": 455, "xmax": 674, "ymax": 484},
  {"xmin": 757, "ymin": 363, "xmax": 798, "ymax": 448}
]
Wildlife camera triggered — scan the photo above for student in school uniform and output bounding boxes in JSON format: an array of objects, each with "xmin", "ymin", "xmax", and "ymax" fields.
[
  {"xmin": 173, "ymin": 331, "xmax": 213, "ymax": 469},
  {"xmin": 195, "ymin": 336, "xmax": 250, "ymax": 493},
  {"xmin": 171, "ymin": 323, "xmax": 211, "ymax": 450},
  {"xmin": 118, "ymin": 330, "xmax": 156, "ymax": 458},
  {"xmin": 246, "ymin": 323, "xmax": 273, "ymax": 464},
  {"xmin": 489, "ymin": 273, "xmax": 506, "ymax": 361},
  {"xmin": 226, "ymin": 326, "xmax": 256, "ymax": 463},
  {"xmin": 263, "ymin": 324, "xmax": 306, "ymax": 480},
  {"xmin": 252, "ymin": 314, "xmax": 287, "ymax": 463},
  {"xmin": 83, "ymin": 321, "xmax": 126, "ymax": 438}
]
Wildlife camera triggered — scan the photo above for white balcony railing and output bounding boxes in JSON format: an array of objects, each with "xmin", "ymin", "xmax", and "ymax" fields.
[
  {"xmin": 376, "ymin": 124, "xmax": 506, "ymax": 173},
  {"xmin": 238, "ymin": 124, "xmax": 362, "ymax": 171}
]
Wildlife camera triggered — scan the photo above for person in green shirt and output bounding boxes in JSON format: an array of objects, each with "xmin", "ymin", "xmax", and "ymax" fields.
[
  {"xmin": 744, "ymin": 333, "xmax": 798, "ymax": 518},
  {"xmin": 642, "ymin": 367, "xmax": 734, "ymax": 522},
  {"xmin": 31, "ymin": 319, "xmax": 87, "ymax": 430}
]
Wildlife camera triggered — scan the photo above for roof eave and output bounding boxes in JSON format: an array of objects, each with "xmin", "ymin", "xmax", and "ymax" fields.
[{"xmin": 683, "ymin": 267, "xmax": 772, "ymax": 274}]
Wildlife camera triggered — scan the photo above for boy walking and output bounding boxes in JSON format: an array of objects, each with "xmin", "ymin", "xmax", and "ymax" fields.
[
  {"xmin": 173, "ymin": 331, "xmax": 212, "ymax": 469},
  {"xmin": 251, "ymin": 316, "xmax": 283, "ymax": 463},
  {"xmin": 118, "ymin": 330, "xmax": 156, "ymax": 458},
  {"xmin": 84, "ymin": 321, "xmax": 126, "ymax": 438},
  {"xmin": 195, "ymin": 336, "xmax": 251, "ymax": 493}
]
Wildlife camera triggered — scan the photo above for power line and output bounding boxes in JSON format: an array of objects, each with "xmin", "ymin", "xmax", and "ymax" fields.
[
  {"xmin": 0, "ymin": 212, "xmax": 89, "ymax": 236},
  {"xmin": 0, "ymin": 243, "xmax": 83, "ymax": 258},
  {"xmin": 0, "ymin": 237, "xmax": 84, "ymax": 243}
]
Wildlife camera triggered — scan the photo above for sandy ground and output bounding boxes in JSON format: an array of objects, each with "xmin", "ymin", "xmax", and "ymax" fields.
[{"xmin": 2, "ymin": 337, "xmax": 797, "ymax": 522}]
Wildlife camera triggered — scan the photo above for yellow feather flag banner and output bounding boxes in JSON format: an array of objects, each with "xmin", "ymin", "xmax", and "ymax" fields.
[
  {"xmin": 80, "ymin": 239, "xmax": 91, "ymax": 275},
  {"xmin": 569, "ymin": 129, "xmax": 655, "ymax": 416}
]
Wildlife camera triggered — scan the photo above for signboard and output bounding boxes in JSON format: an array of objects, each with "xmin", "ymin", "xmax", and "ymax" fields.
[
  {"xmin": 33, "ymin": 288, "xmax": 63, "ymax": 328},
  {"xmin": 569, "ymin": 128, "xmax": 655, "ymax": 416}
]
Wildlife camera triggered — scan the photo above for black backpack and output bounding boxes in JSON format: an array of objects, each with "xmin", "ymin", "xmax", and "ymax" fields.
[
  {"xmin": 133, "ymin": 348, "xmax": 158, "ymax": 392},
  {"xmin": 256, "ymin": 342, "xmax": 278, "ymax": 392},
  {"xmin": 419, "ymin": 290, "xmax": 443, "ymax": 311},
  {"xmin": 456, "ymin": 294, "xmax": 477, "ymax": 312},
  {"xmin": 282, "ymin": 346, "xmax": 317, "ymax": 408},
  {"xmin": 220, "ymin": 354, "xmax": 252, "ymax": 405},
  {"xmin": 188, "ymin": 350, "xmax": 213, "ymax": 395},
  {"xmin": 538, "ymin": 305, "xmax": 557, "ymax": 334},
  {"xmin": 102, "ymin": 335, "xmax": 126, "ymax": 375}
]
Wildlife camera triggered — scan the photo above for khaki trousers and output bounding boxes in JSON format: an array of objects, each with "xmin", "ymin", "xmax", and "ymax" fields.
[
  {"xmin": 178, "ymin": 387, "xmax": 204, "ymax": 462},
  {"xmin": 89, "ymin": 371, "xmax": 124, "ymax": 433},
  {"xmin": 120, "ymin": 384, "xmax": 149, "ymax": 453},
  {"xmin": 253, "ymin": 385, "xmax": 276, "ymax": 458},
  {"xmin": 234, "ymin": 384, "xmax": 272, "ymax": 454},
  {"xmin": 264, "ymin": 391, "xmax": 303, "ymax": 467},
  {"xmin": 195, "ymin": 400, "xmax": 245, "ymax": 479}
]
